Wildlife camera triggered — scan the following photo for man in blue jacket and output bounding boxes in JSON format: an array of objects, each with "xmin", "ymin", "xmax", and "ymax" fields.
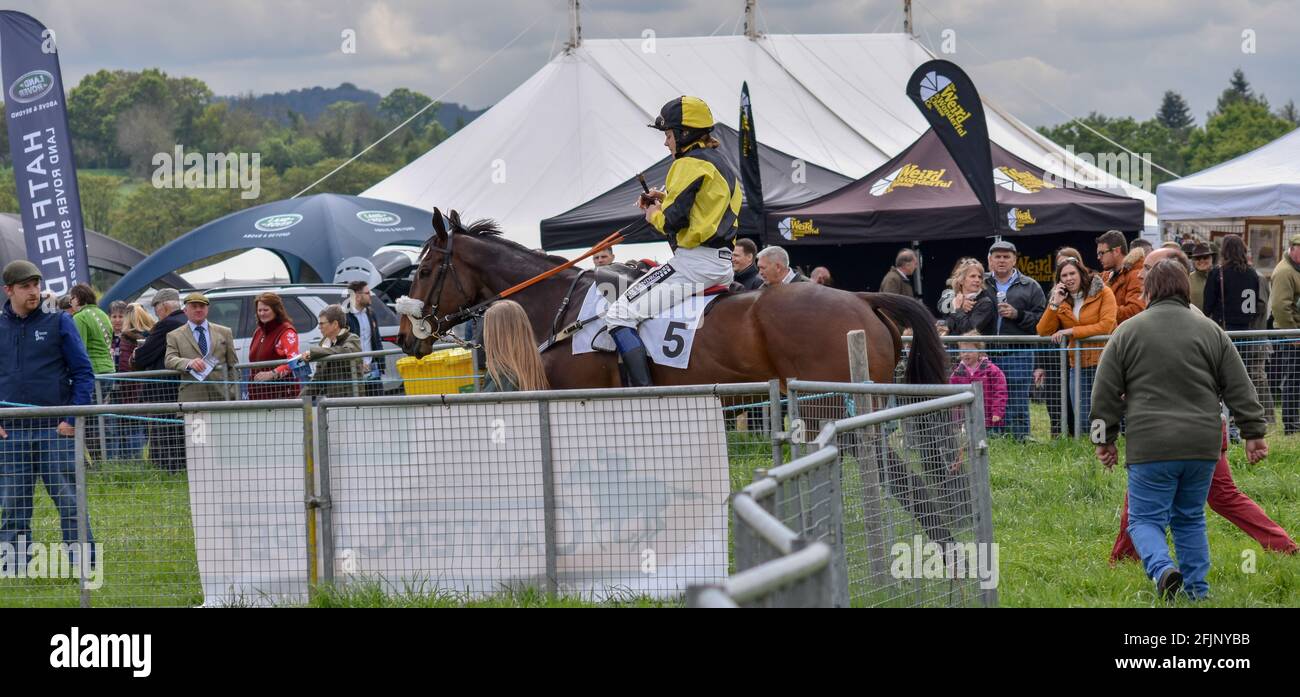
[{"xmin": 0, "ymin": 260, "xmax": 97, "ymax": 571}]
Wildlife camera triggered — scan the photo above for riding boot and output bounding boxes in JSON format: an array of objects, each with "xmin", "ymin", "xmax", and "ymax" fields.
[{"xmin": 611, "ymin": 326, "xmax": 654, "ymax": 387}]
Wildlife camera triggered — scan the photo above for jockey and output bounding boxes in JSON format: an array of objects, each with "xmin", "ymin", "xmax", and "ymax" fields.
[{"xmin": 608, "ymin": 95, "xmax": 742, "ymax": 386}]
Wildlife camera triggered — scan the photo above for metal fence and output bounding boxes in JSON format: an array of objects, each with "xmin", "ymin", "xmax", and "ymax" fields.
[
  {"xmin": 0, "ymin": 383, "xmax": 785, "ymax": 607},
  {"xmin": 902, "ymin": 329, "xmax": 1300, "ymax": 441},
  {"xmin": 88, "ymin": 345, "xmax": 476, "ymax": 466},
  {"xmin": 690, "ymin": 381, "xmax": 995, "ymax": 608},
  {"xmin": 4, "ymin": 325, "xmax": 1293, "ymax": 608}
]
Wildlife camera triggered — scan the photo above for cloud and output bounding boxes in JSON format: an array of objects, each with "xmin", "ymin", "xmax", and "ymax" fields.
[{"xmin": 8, "ymin": 0, "xmax": 1297, "ymax": 126}]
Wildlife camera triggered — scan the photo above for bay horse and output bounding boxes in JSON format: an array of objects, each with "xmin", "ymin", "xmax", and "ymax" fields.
[{"xmin": 396, "ymin": 209, "xmax": 949, "ymax": 391}]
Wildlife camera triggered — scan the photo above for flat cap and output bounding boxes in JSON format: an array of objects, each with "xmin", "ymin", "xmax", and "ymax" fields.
[{"xmin": 2, "ymin": 259, "xmax": 41, "ymax": 286}]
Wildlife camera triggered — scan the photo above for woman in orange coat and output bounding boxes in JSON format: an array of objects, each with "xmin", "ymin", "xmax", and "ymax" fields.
[{"xmin": 1037, "ymin": 256, "xmax": 1117, "ymax": 432}]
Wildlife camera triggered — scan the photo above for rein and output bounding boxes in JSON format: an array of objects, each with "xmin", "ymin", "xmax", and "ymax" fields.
[{"xmin": 397, "ymin": 225, "xmax": 630, "ymax": 348}]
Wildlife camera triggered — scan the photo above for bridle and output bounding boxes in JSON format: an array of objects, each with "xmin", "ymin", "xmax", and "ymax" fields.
[{"xmin": 397, "ymin": 231, "xmax": 479, "ymax": 346}]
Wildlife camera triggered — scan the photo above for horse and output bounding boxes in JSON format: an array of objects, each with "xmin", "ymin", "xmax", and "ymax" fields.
[{"xmin": 395, "ymin": 209, "xmax": 949, "ymax": 391}]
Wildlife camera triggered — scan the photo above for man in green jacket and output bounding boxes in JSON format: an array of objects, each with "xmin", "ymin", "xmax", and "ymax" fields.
[
  {"xmin": 1270, "ymin": 234, "xmax": 1300, "ymax": 434},
  {"xmin": 67, "ymin": 283, "xmax": 115, "ymax": 461},
  {"xmin": 67, "ymin": 284, "xmax": 115, "ymax": 375},
  {"xmin": 1091, "ymin": 259, "xmax": 1268, "ymax": 601}
]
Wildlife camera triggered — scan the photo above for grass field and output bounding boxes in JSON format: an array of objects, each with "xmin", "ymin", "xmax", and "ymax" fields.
[{"xmin": 3, "ymin": 412, "xmax": 1297, "ymax": 608}]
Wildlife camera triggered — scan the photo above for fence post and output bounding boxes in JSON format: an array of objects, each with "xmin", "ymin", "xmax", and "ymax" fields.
[
  {"xmin": 788, "ymin": 383, "xmax": 802, "ymax": 461},
  {"xmin": 822, "ymin": 450, "xmax": 851, "ymax": 607},
  {"xmin": 315, "ymin": 400, "xmax": 335, "ymax": 586},
  {"xmin": 1072, "ymin": 351, "xmax": 1083, "ymax": 438},
  {"xmin": 768, "ymin": 379, "xmax": 783, "ymax": 470},
  {"xmin": 302, "ymin": 395, "xmax": 319, "ymax": 602},
  {"xmin": 965, "ymin": 383, "xmax": 998, "ymax": 607},
  {"xmin": 784, "ymin": 537, "xmax": 830, "ymax": 608},
  {"xmin": 75, "ymin": 416, "xmax": 91, "ymax": 609},
  {"xmin": 538, "ymin": 400, "xmax": 559, "ymax": 597},
  {"xmin": 848, "ymin": 329, "xmax": 890, "ymax": 589},
  {"xmin": 1057, "ymin": 343, "xmax": 1068, "ymax": 439},
  {"xmin": 92, "ymin": 380, "xmax": 105, "ymax": 464},
  {"xmin": 733, "ymin": 491, "xmax": 778, "ymax": 579}
]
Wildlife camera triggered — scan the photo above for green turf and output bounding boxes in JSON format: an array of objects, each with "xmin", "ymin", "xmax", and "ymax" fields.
[{"xmin": 2, "ymin": 416, "xmax": 1296, "ymax": 607}]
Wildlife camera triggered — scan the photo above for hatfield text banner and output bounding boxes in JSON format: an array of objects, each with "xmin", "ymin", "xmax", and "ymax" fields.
[{"xmin": 1, "ymin": 11, "xmax": 89, "ymax": 295}]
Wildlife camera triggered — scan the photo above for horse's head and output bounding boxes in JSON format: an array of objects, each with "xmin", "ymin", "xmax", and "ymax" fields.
[{"xmin": 397, "ymin": 208, "xmax": 483, "ymax": 357}]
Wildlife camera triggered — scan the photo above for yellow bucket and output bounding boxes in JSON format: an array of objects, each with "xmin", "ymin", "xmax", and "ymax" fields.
[{"xmin": 396, "ymin": 348, "xmax": 475, "ymax": 395}]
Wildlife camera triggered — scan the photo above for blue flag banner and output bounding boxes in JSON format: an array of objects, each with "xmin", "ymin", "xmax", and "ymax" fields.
[{"xmin": 0, "ymin": 11, "xmax": 88, "ymax": 295}]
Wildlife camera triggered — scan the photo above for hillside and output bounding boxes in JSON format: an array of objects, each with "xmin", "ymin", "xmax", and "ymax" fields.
[{"xmin": 219, "ymin": 82, "xmax": 486, "ymax": 133}]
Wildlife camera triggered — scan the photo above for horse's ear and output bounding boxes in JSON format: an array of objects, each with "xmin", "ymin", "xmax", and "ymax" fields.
[
  {"xmin": 431, "ymin": 208, "xmax": 447, "ymax": 240},
  {"xmin": 448, "ymin": 209, "xmax": 462, "ymax": 232}
]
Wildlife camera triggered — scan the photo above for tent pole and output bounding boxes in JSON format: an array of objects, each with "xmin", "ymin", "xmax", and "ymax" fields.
[
  {"xmin": 567, "ymin": 1, "xmax": 581, "ymax": 50},
  {"xmin": 903, "ymin": 0, "xmax": 914, "ymax": 36},
  {"xmin": 744, "ymin": 1, "xmax": 760, "ymax": 39}
]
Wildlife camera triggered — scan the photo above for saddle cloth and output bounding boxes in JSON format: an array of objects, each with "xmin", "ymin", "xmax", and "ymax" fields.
[{"xmin": 571, "ymin": 283, "xmax": 720, "ymax": 370}]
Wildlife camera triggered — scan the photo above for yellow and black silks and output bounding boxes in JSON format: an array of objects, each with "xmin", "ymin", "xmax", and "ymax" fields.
[{"xmin": 648, "ymin": 143, "xmax": 743, "ymax": 250}]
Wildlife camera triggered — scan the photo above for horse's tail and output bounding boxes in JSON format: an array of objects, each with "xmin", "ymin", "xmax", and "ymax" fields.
[{"xmin": 857, "ymin": 292, "xmax": 949, "ymax": 385}]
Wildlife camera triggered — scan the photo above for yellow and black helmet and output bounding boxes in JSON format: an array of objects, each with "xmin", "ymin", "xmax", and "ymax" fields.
[{"xmin": 649, "ymin": 95, "xmax": 715, "ymax": 133}]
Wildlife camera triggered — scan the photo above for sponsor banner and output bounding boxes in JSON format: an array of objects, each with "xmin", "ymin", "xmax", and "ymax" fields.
[
  {"xmin": 870, "ymin": 163, "xmax": 953, "ymax": 196},
  {"xmin": 1006, "ymin": 207, "xmax": 1037, "ymax": 232},
  {"xmin": 994, "ymin": 166, "xmax": 1054, "ymax": 194},
  {"xmin": 778, "ymin": 216, "xmax": 820, "ymax": 241},
  {"xmin": 356, "ymin": 210, "xmax": 401, "ymax": 227},
  {"xmin": 906, "ymin": 59, "xmax": 1001, "ymax": 233},
  {"xmin": 253, "ymin": 213, "xmax": 303, "ymax": 232},
  {"xmin": 738, "ymin": 82, "xmax": 764, "ymax": 235},
  {"xmin": 1, "ymin": 11, "xmax": 89, "ymax": 295}
]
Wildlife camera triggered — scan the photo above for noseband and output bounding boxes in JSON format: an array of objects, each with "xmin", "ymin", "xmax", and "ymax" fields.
[{"xmin": 397, "ymin": 231, "xmax": 477, "ymax": 344}]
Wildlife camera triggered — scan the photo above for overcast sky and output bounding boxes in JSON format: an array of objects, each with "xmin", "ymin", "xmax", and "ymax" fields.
[{"xmin": 14, "ymin": 0, "xmax": 1299, "ymax": 128}]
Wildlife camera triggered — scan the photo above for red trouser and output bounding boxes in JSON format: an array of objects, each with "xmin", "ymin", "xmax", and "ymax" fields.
[{"xmin": 1111, "ymin": 427, "xmax": 1298, "ymax": 563}]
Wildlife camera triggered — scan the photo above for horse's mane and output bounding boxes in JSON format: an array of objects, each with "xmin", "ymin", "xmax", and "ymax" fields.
[{"xmin": 453, "ymin": 217, "xmax": 570, "ymax": 266}]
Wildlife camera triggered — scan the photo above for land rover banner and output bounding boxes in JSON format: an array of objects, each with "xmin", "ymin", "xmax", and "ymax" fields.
[
  {"xmin": 0, "ymin": 11, "xmax": 89, "ymax": 295},
  {"xmin": 905, "ymin": 59, "xmax": 1001, "ymax": 234}
]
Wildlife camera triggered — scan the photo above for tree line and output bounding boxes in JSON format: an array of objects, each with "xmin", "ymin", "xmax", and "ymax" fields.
[
  {"xmin": 0, "ymin": 68, "xmax": 456, "ymax": 254},
  {"xmin": 1037, "ymin": 69, "xmax": 1297, "ymax": 189}
]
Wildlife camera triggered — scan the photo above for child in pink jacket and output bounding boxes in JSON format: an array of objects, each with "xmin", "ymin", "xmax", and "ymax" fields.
[{"xmin": 948, "ymin": 334, "xmax": 1007, "ymax": 428}]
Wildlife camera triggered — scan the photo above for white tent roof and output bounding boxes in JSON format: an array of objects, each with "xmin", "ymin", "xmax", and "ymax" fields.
[
  {"xmin": 1157, "ymin": 127, "xmax": 1300, "ymax": 221},
  {"xmin": 365, "ymin": 33, "xmax": 1156, "ymax": 255}
]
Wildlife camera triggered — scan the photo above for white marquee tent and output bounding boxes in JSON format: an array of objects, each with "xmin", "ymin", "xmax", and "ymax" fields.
[
  {"xmin": 1157, "ymin": 127, "xmax": 1300, "ymax": 221},
  {"xmin": 365, "ymin": 33, "xmax": 1157, "ymax": 258}
]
